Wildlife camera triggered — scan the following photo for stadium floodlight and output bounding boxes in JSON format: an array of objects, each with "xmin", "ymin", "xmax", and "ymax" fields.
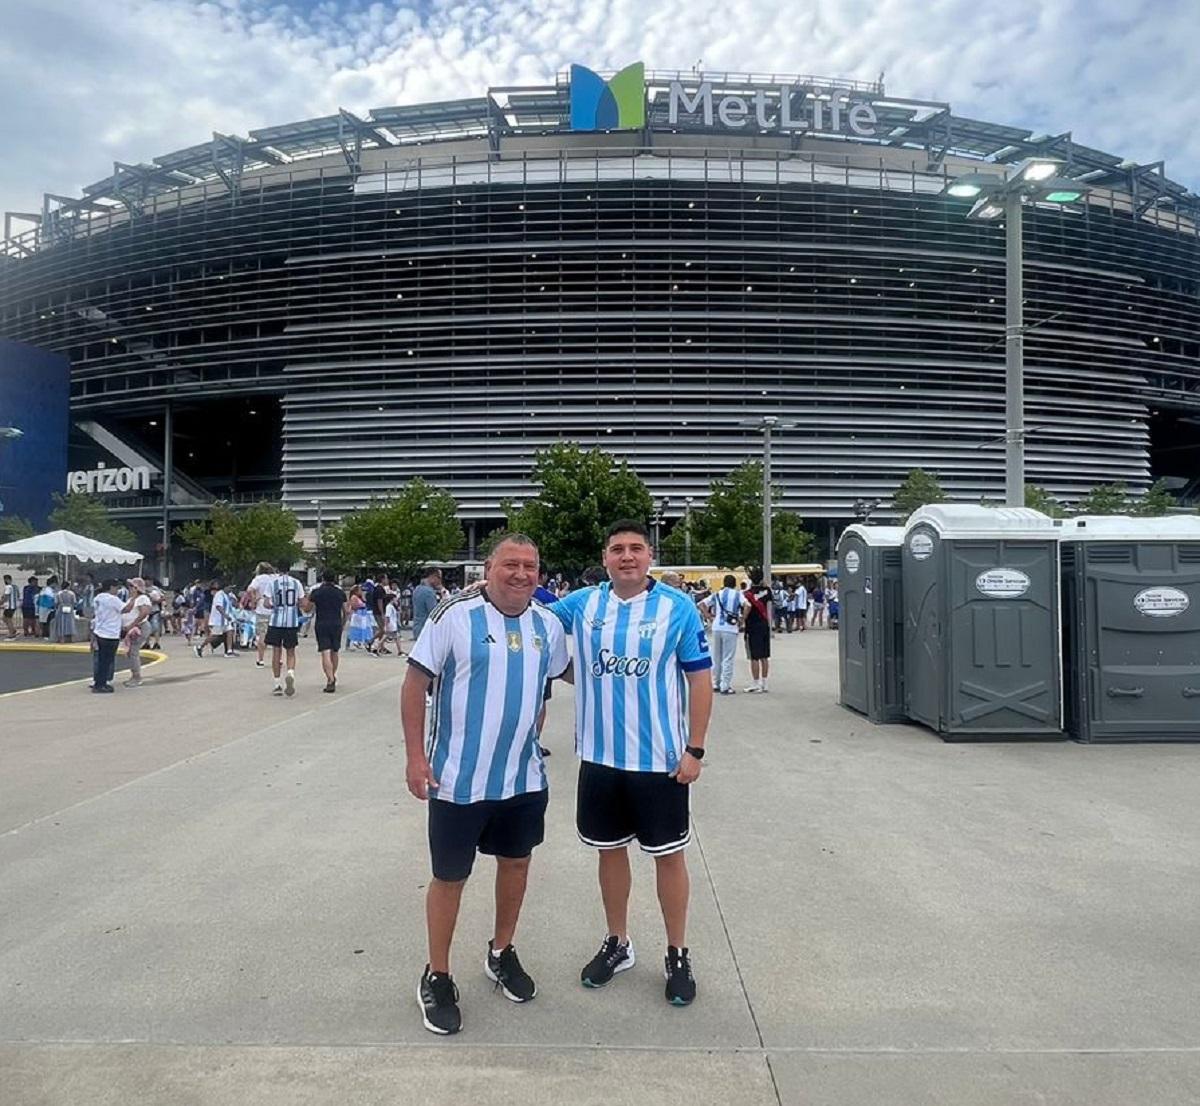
[
  {"xmin": 1011, "ymin": 157, "xmax": 1061, "ymax": 184},
  {"xmin": 946, "ymin": 162, "xmax": 1092, "ymax": 507},
  {"xmin": 943, "ymin": 171, "xmax": 1002, "ymax": 199}
]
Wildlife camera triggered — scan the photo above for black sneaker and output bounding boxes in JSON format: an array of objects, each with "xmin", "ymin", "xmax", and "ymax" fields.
[
  {"xmin": 485, "ymin": 941, "xmax": 537, "ymax": 1002},
  {"xmin": 664, "ymin": 946, "xmax": 696, "ymax": 1006},
  {"xmin": 581, "ymin": 935, "xmax": 635, "ymax": 988},
  {"xmin": 417, "ymin": 965, "xmax": 462, "ymax": 1035}
]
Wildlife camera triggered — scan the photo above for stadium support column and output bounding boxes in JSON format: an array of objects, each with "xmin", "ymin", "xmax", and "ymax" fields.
[
  {"xmin": 161, "ymin": 402, "xmax": 173, "ymax": 583},
  {"xmin": 1004, "ymin": 190, "xmax": 1024, "ymax": 508}
]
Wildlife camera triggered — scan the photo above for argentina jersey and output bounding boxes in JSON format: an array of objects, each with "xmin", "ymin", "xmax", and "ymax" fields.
[
  {"xmin": 409, "ymin": 591, "xmax": 569, "ymax": 804},
  {"xmin": 549, "ymin": 580, "xmax": 711, "ymax": 773},
  {"xmin": 268, "ymin": 574, "xmax": 305, "ymax": 628}
]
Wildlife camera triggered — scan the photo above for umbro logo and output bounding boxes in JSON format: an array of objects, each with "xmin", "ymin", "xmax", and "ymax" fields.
[{"xmin": 481, "ymin": 634, "xmax": 496, "ymax": 644}]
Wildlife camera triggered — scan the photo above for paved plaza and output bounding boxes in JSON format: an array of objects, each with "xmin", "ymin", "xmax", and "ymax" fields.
[{"xmin": 1, "ymin": 630, "xmax": 1199, "ymax": 1105}]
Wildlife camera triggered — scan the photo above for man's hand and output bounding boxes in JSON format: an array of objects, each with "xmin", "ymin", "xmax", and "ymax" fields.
[
  {"xmin": 406, "ymin": 756, "xmax": 439, "ymax": 800},
  {"xmin": 671, "ymin": 751, "xmax": 703, "ymax": 785}
]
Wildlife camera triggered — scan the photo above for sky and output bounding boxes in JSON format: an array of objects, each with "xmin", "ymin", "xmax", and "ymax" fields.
[{"xmin": 1, "ymin": 0, "xmax": 1198, "ymax": 222}]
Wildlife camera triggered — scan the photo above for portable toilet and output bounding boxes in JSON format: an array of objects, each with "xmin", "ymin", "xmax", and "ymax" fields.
[
  {"xmin": 1059, "ymin": 515, "xmax": 1200, "ymax": 742},
  {"xmin": 902, "ymin": 505, "xmax": 1064, "ymax": 740},
  {"xmin": 838, "ymin": 525, "xmax": 907, "ymax": 723}
]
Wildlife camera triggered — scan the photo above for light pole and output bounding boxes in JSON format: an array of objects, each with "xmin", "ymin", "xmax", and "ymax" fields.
[
  {"xmin": 738, "ymin": 416, "xmax": 796, "ymax": 586},
  {"xmin": 684, "ymin": 495, "xmax": 694, "ymax": 563},
  {"xmin": 945, "ymin": 159, "xmax": 1090, "ymax": 506},
  {"xmin": 651, "ymin": 497, "xmax": 669, "ymax": 558},
  {"xmin": 310, "ymin": 498, "xmax": 323, "ymax": 561}
]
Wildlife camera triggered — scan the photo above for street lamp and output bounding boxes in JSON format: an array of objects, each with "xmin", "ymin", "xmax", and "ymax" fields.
[
  {"xmin": 310, "ymin": 498, "xmax": 323, "ymax": 560},
  {"xmin": 650, "ymin": 497, "xmax": 669, "ymax": 557},
  {"xmin": 738, "ymin": 416, "xmax": 796, "ymax": 585},
  {"xmin": 944, "ymin": 158, "xmax": 1090, "ymax": 506},
  {"xmin": 684, "ymin": 495, "xmax": 694, "ymax": 563}
]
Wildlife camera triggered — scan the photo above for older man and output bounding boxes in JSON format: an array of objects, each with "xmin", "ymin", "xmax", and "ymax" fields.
[{"xmin": 401, "ymin": 535, "xmax": 569, "ymax": 1035}]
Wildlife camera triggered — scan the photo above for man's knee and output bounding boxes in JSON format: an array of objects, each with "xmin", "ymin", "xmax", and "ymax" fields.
[{"xmin": 495, "ymin": 854, "xmax": 531, "ymax": 873}]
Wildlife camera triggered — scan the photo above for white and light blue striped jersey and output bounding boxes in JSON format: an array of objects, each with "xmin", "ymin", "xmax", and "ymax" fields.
[
  {"xmin": 549, "ymin": 580, "xmax": 712, "ymax": 774},
  {"xmin": 268, "ymin": 574, "xmax": 306, "ymax": 629},
  {"xmin": 409, "ymin": 590, "xmax": 569, "ymax": 805}
]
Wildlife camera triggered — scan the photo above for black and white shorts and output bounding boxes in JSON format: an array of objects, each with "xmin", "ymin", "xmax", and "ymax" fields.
[
  {"xmin": 428, "ymin": 789, "xmax": 548, "ymax": 881},
  {"xmin": 265, "ymin": 626, "xmax": 299, "ymax": 649},
  {"xmin": 576, "ymin": 760, "xmax": 691, "ymax": 856}
]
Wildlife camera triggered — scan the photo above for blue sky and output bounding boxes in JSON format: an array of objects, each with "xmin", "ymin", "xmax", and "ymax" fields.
[{"xmin": 1, "ymin": 0, "xmax": 1197, "ymax": 220}]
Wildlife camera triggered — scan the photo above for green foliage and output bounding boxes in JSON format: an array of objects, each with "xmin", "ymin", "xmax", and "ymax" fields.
[
  {"xmin": 1131, "ymin": 478, "xmax": 1177, "ymax": 517},
  {"xmin": 504, "ymin": 443, "xmax": 653, "ymax": 573},
  {"xmin": 176, "ymin": 502, "xmax": 303, "ymax": 584},
  {"xmin": 0, "ymin": 514, "xmax": 35, "ymax": 544},
  {"xmin": 891, "ymin": 469, "xmax": 947, "ymax": 522},
  {"xmin": 659, "ymin": 514, "xmax": 710, "ymax": 566},
  {"xmin": 1072, "ymin": 482, "xmax": 1131, "ymax": 517},
  {"xmin": 1024, "ymin": 485, "xmax": 1065, "ymax": 518},
  {"xmin": 690, "ymin": 461, "xmax": 815, "ymax": 570},
  {"xmin": 48, "ymin": 493, "xmax": 137, "ymax": 549},
  {"xmin": 324, "ymin": 478, "xmax": 463, "ymax": 580}
]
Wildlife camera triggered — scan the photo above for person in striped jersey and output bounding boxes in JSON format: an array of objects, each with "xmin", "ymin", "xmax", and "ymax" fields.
[
  {"xmin": 264, "ymin": 562, "xmax": 308, "ymax": 697},
  {"xmin": 547, "ymin": 519, "xmax": 713, "ymax": 1007},
  {"xmin": 401, "ymin": 534, "xmax": 570, "ymax": 1036}
]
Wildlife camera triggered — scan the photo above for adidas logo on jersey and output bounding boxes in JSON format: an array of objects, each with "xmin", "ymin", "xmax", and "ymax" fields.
[{"xmin": 481, "ymin": 633, "xmax": 496, "ymax": 644}]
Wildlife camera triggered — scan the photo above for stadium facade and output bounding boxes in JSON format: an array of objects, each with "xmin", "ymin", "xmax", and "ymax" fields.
[{"xmin": 2, "ymin": 67, "xmax": 1198, "ymax": 564}]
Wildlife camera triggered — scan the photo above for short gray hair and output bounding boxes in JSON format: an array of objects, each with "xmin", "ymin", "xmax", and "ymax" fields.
[{"xmin": 487, "ymin": 532, "xmax": 539, "ymax": 559}]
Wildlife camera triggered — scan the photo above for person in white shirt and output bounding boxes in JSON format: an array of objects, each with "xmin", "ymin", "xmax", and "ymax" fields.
[
  {"xmin": 195, "ymin": 580, "xmax": 236, "ymax": 658},
  {"xmin": 699, "ymin": 574, "xmax": 743, "ymax": 694},
  {"xmin": 264, "ymin": 562, "xmax": 307, "ymax": 697},
  {"xmin": 2, "ymin": 574, "xmax": 18, "ymax": 639},
  {"xmin": 120, "ymin": 577, "xmax": 154, "ymax": 687},
  {"xmin": 90, "ymin": 579, "xmax": 124, "ymax": 693},
  {"xmin": 790, "ymin": 583, "xmax": 809, "ymax": 632},
  {"xmin": 247, "ymin": 561, "xmax": 276, "ymax": 668}
]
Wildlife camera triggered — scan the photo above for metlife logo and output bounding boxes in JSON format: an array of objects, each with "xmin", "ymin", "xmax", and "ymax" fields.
[
  {"xmin": 569, "ymin": 63, "xmax": 645, "ymax": 130},
  {"xmin": 568, "ymin": 63, "xmax": 878, "ymax": 138}
]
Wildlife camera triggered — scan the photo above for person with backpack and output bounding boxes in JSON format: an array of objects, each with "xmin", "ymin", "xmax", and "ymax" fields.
[{"xmin": 699, "ymin": 573, "xmax": 743, "ymax": 695}]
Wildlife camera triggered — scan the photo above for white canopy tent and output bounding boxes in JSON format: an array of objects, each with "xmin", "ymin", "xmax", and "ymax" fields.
[{"xmin": 0, "ymin": 530, "xmax": 143, "ymax": 580}]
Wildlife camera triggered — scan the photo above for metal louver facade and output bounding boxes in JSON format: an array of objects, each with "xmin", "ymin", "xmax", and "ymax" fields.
[{"xmin": 2, "ymin": 73, "xmax": 1198, "ymax": 527}]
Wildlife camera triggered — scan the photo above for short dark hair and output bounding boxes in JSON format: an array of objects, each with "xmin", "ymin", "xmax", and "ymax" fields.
[
  {"xmin": 604, "ymin": 519, "xmax": 651, "ymax": 546},
  {"xmin": 723, "ymin": 574, "xmax": 737, "ymax": 588},
  {"xmin": 321, "ymin": 569, "xmax": 336, "ymax": 583},
  {"xmin": 276, "ymin": 560, "xmax": 291, "ymax": 574},
  {"xmin": 2, "ymin": 574, "xmax": 10, "ymax": 582}
]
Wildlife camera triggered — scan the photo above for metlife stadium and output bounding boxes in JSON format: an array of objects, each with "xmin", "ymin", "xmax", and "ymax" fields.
[{"xmin": 1, "ymin": 65, "xmax": 1198, "ymax": 559}]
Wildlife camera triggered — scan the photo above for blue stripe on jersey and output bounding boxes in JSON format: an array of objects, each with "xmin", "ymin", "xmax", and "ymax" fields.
[
  {"xmin": 515, "ymin": 607, "xmax": 553, "ymax": 791},
  {"xmin": 636, "ymin": 590, "xmax": 660, "ymax": 772},
  {"xmin": 484, "ymin": 615, "xmax": 527, "ymax": 798},
  {"xmin": 654, "ymin": 618, "xmax": 678, "ymax": 771},
  {"xmin": 610, "ymin": 599, "xmax": 632, "ymax": 770},
  {"xmin": 430, "ymin": 652, "xmax": 457, "ymax": 780},
  {"xmin": 454, "ymin": 606, "xmax": 492, "ymax": 803},
  {"xmin": 588, "ymin": 591, "xmax": 607, "ymax": 765},
  {"xmin": 270, "ymin": 577, "xmax": 300, "ymax": 628}
]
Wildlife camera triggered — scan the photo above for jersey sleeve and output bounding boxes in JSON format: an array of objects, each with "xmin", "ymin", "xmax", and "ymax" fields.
[
  {"xmin": 546, "ymin": 586, "xmax": 588, "ymax": 630},
  {"xmin": 408, "ymin": 604, "xmax": 454, "ymax": 679},
  {"xmin": 547, "ymin": 620, "xmax": 570, "ymax": 679},
  {"xmin": 675, "ymin": 598, "xmax": 713, "ymax": 672}
]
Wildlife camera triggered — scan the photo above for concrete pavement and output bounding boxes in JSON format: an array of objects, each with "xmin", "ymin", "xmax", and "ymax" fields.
[{"xmin": 2, "ymin": 629, "xmax": 1199, "ymax": 1104}]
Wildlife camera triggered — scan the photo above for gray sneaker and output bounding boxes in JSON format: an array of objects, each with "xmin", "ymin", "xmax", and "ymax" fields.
[{"xmin": 123, "ymin": 678, "xmax": 143, "ymax": 688}]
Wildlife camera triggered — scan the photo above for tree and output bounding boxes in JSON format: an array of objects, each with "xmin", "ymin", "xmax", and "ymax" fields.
[
  {"xmin": 1024, "ymin": 485, "xmax": 1065, "ymax": 518},
  {"xmin": 0, "ymin": 514, "xmax": 35, "ymax": 544},
  {"xmin": 176, "ymin": 502, "xmax": 303, "ymax": 584},
  {"xmin": 48, "ymin": 493, "xmax": 136, "ymax": 549},
  {"xmin": 659, "ymin": 514, "xmax": 710, "ymax": 566},
  {"xmin": 1072, "ymin": 482, "xmax": 1130, "ymax": 516},
  {"xmin": 891, "ymin": 469, "xmax": 947, "ymax": 522},
  {"xmin": 504, "ymin": 442, "xmax": 653, "ymax": 573},
  {"xmin": 690, "ymin": 461, "xmax": 815, "ymax": 570},
  {"xmin": 1131, "ymin": 478, "xmax": 1177, "ymax": 517},
  {"xmin": 324, "ymin": 478, "xmax": 462, "ymax": 581}
]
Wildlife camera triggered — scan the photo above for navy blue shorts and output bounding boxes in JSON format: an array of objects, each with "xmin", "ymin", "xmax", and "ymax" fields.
[{"xmin": 428, "ymin": 789, "xmax": 548, "ymax": 881}]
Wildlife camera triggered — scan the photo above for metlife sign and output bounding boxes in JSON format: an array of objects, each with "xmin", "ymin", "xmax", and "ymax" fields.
[
  {"xmin": 667, "ymin": 80, "xmax": 878, "ymax": 137},
  {"xmin": 568, "ymin": 63, "xmax": 880, "ymax": 138}
]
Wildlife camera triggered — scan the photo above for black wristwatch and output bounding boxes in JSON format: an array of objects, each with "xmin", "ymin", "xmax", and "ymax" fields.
[{"xmin": 685, "ymin": 745, "xmax": 705, "ymax": 760}]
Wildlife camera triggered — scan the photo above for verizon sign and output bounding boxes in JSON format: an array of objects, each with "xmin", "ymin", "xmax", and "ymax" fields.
[{"xmin": 67, "ymin": 463, "xmax": 152, "ymax": 495}]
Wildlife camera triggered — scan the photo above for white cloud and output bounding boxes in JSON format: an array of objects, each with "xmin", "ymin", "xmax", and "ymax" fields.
[{"xmin": 1, "ymin": 0, "xmax": 1197, "ymax": 223}]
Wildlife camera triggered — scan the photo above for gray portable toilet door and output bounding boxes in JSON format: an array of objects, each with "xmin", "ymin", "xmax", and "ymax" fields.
[
  {"xmin": 903, "ymin": 525, "xmax": 942, "ymax": 730},
  {"xmin": 839, "ymin": 536, "xmax": 870, "ymax": 715},
  {"xmin": 947, "ymin": 541, "xmax": 1061, "ymax": 734}
]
